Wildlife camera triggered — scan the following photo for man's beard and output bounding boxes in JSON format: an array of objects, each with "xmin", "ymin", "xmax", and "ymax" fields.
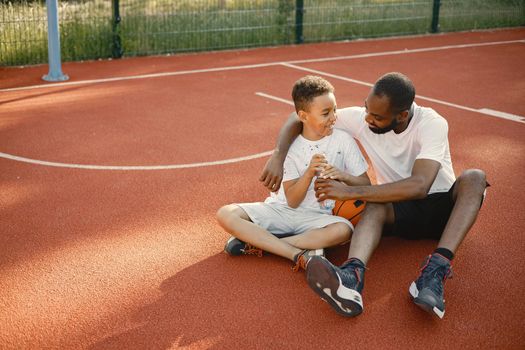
[{"xmin": 369, "ymin": 118, "xmax": 398, "ymax": 134}]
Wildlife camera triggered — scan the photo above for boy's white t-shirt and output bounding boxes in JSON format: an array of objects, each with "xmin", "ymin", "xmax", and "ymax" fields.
[
  {"xmin": 265, "ymin": 129, "xmax": 368, "ymax": 212},
  {"xmin": 335, "ymin": 103, "xmax": 455, "ymax": 194}
]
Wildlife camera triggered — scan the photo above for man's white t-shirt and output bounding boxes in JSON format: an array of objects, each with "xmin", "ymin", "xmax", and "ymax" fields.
[
  {"xmin": 265, "ymin": 129, "xmax": 368, "ymax": 213},
  {"xmin": 335, "ymin": 103, "xmax": 455, "ymax": 194}
]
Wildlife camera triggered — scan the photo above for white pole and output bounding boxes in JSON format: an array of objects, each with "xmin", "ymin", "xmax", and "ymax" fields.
[{"xmin": 42, "ymin": 0, "xmax": 68, "ymax": 82}]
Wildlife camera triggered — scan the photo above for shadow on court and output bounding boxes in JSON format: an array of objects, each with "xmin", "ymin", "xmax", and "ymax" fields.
[{"xmin": 89, "ymin": 238, "xmax": 439, "ymax": 350}]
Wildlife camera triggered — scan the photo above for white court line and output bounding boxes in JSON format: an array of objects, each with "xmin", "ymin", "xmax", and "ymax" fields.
[
  {"xmin": 255, "ymin": 92, "xmax": 294, "ymax": 106},
  {"xmin": 1, "ymin": 39, "xmax": 523, "ymax": 93},
  {"xmin": 0, "ymin": 63, "xmax": 276, "ymax": 93},
  {"xmin": 279, "ymin": 63, "xmax": 525, "ymax": 124},
  {"xmin": 478, "ymin": 108, "xmax": 525, "ymax": 123},
  {"xmin": 0, "ymin": 150, "xmax": 273, "ymax": 170}
]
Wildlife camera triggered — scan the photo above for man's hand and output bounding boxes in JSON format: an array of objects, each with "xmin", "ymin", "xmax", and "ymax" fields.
[
  {"xmin": 260, "ymin": 154, "xmax": 284, "ymax": 192},
  {"xmin": 314, "ymin": 177, "xmax": 354, "ymax": 201}
]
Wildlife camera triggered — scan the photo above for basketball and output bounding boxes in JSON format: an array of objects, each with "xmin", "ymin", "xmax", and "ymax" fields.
[{"xmin": 333, "ymin": 199, "xmax": 366, "ymax": 226}]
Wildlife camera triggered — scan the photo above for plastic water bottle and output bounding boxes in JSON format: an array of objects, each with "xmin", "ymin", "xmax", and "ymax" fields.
[
  {"xmin": 318, "ymin": 152, "xmax": 334, "ymax": 210},
  {"xmin": 320, "ymin": 198, "xmax": 335, "ymax": 211}
]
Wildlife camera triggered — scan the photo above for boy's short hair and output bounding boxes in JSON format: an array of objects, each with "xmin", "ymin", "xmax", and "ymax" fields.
[
  {"xmin": 292, "ymin": 75, "xmax": 335, "ymax": 113},
  {"xmin": 373, "ymin": 72, "xmax": 415, "ymax": 113}
]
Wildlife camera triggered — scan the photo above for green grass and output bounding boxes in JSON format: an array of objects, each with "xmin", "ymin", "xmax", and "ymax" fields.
[
  {"xmin": 439, "ymin": 0, "xmax": 525, "ymax": 32},
  {"xmin": 119, "ymin": 0, "xmax": 295, "ymax": 55},
  {"xmin": 302, "ymin": 1, "xmax": 433, "ymax": 41},
  {"xmin": 0, "ymin": 0, "xmax": 113, "ymax": 65},
  {"xmin": 1, "ymin": 0, "xmax": 523, "ymax": 66}
]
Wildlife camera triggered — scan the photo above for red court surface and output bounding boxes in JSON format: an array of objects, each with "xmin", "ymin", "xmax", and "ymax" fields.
[{"xmin": 1, "ymin": 28, "xmax": 524, "ymax": 349}]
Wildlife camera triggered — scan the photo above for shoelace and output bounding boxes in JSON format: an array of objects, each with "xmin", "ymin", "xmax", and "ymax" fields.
[
  {"xmin": 292, "ymin": 250, "xmax": 308, "ymax": 272},
  {"xmin": 241, "ymin": 244, "xmax": 263, "ymax": 258},
  {"xmin": 419, "ymin": 255, "xmax": 453, "ymax": 295}
]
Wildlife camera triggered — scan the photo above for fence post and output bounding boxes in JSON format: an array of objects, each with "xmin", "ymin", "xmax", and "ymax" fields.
[
  {"xmin": 431, "ymin": 0, "xmax": 441, "ymax": 33},
  {"xmin": 42, "ymin": 0, "xmax": 68, "ymax": 82},
  {"xmin": 295, "ymin": 0, "xmax": 304, "ymax": 44},
  {"xmin": 112, "ymin": 0, "xmax": 123, "ymax": 58}
]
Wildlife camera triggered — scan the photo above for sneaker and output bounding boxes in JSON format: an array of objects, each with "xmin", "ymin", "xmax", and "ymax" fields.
[
  {"xmin": 409, "ymin": 253, "xmax": 453, "ymax": 319},
  {"xmin": 223, "ymin": 237, "xmax": 263, "ymax": 257},
  {"xmin": 306, "ymin": 256, "xmax": 365, "ymax": 317},
  {"xmin": 292, "ymin": 248, "xmax": 325, "ymax": 272}
]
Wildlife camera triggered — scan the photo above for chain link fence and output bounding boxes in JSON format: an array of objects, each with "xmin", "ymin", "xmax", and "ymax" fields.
[{"xmin": 1, "ymin": 0, "xmax": 524, "ymax": 66}]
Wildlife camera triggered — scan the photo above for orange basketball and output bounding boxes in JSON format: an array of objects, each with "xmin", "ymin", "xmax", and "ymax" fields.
[{"xmin": 333, "ymin": 199, "xmax": 366, "ymax": 226}]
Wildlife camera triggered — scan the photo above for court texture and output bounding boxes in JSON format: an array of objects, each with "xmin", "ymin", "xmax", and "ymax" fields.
[{"xmin": 1, "ymin": 27, "xmax": 524, "ymax": 349}]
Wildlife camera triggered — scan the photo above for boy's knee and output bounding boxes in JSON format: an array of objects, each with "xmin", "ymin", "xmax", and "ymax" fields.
[
  {"xmin": 216, "ymin": 204, "xmax": 238, "ymax": 226},
  {"xmin": 331, "ymin": 222, "xmax": 352, "ymax": 243},
  {"xmin": 341, "ymin": 223, "xmax": 352, "ymax": 240}
]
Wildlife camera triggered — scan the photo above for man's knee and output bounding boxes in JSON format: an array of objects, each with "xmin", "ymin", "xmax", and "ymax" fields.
[
  {"xmin": 457, "ymin": 169, "xmax": 487, "ymax": 192},
  {"xmin": 361, "ymin": 202, "xmax": 394, "ymax": 224}
]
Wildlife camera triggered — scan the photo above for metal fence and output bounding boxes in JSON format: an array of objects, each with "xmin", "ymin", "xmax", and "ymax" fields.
[{"xmin": 1, "ymin": 0, "xmax": 524, "ymax": 66}]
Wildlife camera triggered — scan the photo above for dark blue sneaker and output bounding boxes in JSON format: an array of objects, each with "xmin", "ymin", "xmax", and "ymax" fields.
[
  {"xmin": 306, "ymin": 256, "xmax": 365, "ymax": 317},
  {"xmin": 409, "ymin": 253, "xmax": 453, "ymax": 319},
  {"xmin": 224, "ymin": 237, "xmax": 263, "ymax": 257}
]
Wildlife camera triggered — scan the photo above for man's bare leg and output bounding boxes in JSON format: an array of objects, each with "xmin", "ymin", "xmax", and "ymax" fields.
[
  {"xmin": 437, "ymin": 169, "xmax": 487, "ymax": 253},
  {"xmin": 347, "ymin": 202, "xmax": 395, "ymax": 264},
  {"xmin": 410, "ymin": 169, "xmax": 487, "ymax": 319},
  {"xmin": 304, "ymin": 202, "xmax": 394, "ymax": 317}
]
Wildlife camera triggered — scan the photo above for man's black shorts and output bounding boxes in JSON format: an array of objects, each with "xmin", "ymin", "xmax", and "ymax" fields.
[
  {"xmin": 387, "ymin": 180, "xmax": 488, "ymax": 240},
  {"xmin": 388, "ymin": 184, "xmax": 457, "ymax": 240}
]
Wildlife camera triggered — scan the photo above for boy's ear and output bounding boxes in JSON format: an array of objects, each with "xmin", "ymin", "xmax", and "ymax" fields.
[{"xmin": 297, "ymin": 110, "xmax": 308, "ymax": 122}]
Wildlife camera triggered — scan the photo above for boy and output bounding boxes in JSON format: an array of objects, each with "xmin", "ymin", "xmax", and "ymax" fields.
[{"xmin": 216, "ymin": 75, "xmax": 370, "ymax": 270}]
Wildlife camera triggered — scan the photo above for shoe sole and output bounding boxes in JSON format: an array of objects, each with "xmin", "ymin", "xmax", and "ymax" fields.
[
  {"xmin": 304, "ymin": 248, "xmax": 325, "ymax": 264},
  {"xmin": 306, "ymin": 256, "xmax": 363, "ymax": 317},
  {"xmin": 409, "ymin": 281, "xmax": 445, "ymax": 319}
]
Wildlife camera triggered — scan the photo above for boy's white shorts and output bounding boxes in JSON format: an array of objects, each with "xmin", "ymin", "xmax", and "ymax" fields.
[{"xmin": 236, "ymin": 202, "xmax": 353, "ymax": 236}]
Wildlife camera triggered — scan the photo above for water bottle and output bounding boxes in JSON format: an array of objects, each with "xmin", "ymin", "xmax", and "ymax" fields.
[
  {"xmin": 320, "ymin": 198, "xmax": 335, "ymax": 211},
  {"xmin": 318, "ymin": 152, "xmax": 334, "ymax": 210}
]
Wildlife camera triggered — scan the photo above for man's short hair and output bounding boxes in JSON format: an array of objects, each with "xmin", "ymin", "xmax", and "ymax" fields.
[
  {"xmin": 292, "ymin": 75, "xmax": 334, "ymax": 113},
  {"xmin": 373, "ymin": 72, "xmax": 415, "ymax": 113}
]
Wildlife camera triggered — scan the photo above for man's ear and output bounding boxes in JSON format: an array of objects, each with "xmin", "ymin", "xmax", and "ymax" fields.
[
  {"xmin": 297, "ymin": 110, "xmax": 308, "ymax": 122},
  {"xmin": 398, "ymin": 109, "xmax": 409, "ymax": 122}
]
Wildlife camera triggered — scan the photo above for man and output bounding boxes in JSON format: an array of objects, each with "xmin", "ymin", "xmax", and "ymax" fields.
[{"xmin": 259, "ymin": 72, "xmax": 487, "ymax": 318}]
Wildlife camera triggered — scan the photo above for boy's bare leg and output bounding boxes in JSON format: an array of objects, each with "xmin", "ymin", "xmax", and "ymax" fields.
[
  {"xmin": 281, "ymin": 223, "xmax": 351, "ymax": 249},
  {"xmin": 216, "ymin": 204, "xmax": 302, "ymax": 261}
]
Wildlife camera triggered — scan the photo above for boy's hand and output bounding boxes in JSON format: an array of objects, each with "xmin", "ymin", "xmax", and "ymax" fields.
[
  {"xmin": 260, "ymin": 153, "xmax": 284, "ymax": 192},
  {"xmin": 319, "ymin": 164, "xmax": 348, "ymax": 182},
  {"xmin": 307, "ymin": 154, "xmax": 328, "ymax": 178}
]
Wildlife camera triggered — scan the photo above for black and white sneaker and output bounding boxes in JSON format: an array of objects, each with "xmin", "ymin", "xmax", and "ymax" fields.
[
  {"xmin": 409, "ymin": 253, "xmax": 453, "ymax": 319},
  {"xmin": 223, "ymin": 237, "xmax": 263, "ymax": 257},
  {"xmin": 306, "ymin": 256, "xmax": 365, "ymax": 317}
]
